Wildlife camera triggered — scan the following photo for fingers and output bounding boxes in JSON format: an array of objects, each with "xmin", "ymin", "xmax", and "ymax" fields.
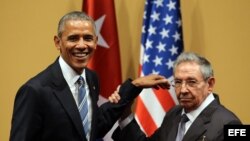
[
  {"xmin": 149, "ymin": 74, "xmax": 170, "ymax": 89},
  {"xmin": 116, "ymin": 85, "xmax": 121, "ymax": 91},
  {"xmin": 156, "ymin": 79, "xmax": 170, "ymax": 89},
  {"xmin": 108, "ymin": 85, "xmax": 121, "ymax": 103},
  {"xmin": 132, "ymin": 74, "xmax": 170, "ymax": 89},
  {"xmin": 108, "ymin": 90, "xmax": 121, "ymax": 104}
]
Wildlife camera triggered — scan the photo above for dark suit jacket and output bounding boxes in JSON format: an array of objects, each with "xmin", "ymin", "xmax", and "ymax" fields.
[
  {"xmin": 10, "ymin": 58, "xmax": 141, "ymax": 141},
  {"xmin": 112, "ymin": 94, "xmax": 242, "ymax": 141}
]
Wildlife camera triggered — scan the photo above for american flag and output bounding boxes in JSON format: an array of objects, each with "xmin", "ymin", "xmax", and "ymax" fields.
[{"xmin": 135, "ymin": 0, "xmax": 184, "ymax": 136}]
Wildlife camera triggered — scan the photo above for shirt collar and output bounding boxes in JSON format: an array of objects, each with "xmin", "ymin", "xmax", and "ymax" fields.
[
  {"xmin": 182, "ymin": 93, "xmax": 215, "ymax": 122},
  {"xmin": 59, "ymin": 56, "xmax": 86, "ymax": 87}
]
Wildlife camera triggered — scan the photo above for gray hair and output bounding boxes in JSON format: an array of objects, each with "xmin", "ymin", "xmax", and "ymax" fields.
[
  {"xmin": 57, "ymin": 11, "xmax": 96, "ymax": 38},
  {"xmin": 173, "ymin": 52, "xmax": 214, "ymax": 80}
]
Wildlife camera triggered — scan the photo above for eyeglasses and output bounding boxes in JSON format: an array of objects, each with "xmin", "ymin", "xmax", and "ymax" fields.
[{"xmin": 171, "ymin": 79, "xmax": 205, "ymax": 89}]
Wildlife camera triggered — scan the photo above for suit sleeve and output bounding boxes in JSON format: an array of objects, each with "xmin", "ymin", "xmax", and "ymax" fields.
[
  {"xmin": 112, "ymin": 118, "xmax": 164, "ymax": 141},
  {"xmin": 96, "ymin": 79, "xmax": 143, "ymax": 138},
  {"xmin": 112, "ymin": 119, "xmax": 147, "ymax": 141},
  {"xmin": 10, "ymin": 84, "xmax": 43, "ymax": 141}
]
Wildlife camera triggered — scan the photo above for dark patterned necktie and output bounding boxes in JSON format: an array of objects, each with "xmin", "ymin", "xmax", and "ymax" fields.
[
  {"xmin": 176, "ymin": 114, "xmax": 189, "ymax": 141},
  {"xmin": 77, "ymin": 76, "xmax": 89, "ymax": 136}
]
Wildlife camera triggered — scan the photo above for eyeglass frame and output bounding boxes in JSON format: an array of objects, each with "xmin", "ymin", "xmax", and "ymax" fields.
[{"xmin": 171, "ymin": 77, "xmax": 210, "ymax": 89}]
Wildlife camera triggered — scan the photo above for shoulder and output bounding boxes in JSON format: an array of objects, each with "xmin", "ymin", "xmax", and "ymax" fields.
[
  {"xmin": 200, "ymin": 98, "xmax": 242, "ymax": 126},
  {"xmin": 27, "ymin": 61, "xmax": 59, "ymax": 86},
  {"xmin": 209, "ymin": 94, "xmax": 241, "ymax": 124},
  {"xmin": 17, "ymin": 59, "xmax": 60, "ymax": 94},
  {"xmin": 212, "ymin": 104, "xmax": 242, "ymax": 124}
]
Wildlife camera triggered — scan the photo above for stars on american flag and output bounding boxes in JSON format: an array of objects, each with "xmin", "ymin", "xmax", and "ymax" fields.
[
  {"xmin": 141, "ymin": 0, "xmax": 183, "ymax": 77},
  {"xmin": 160, "ymin": 28, "xmax": 170, "ymax": 39}
]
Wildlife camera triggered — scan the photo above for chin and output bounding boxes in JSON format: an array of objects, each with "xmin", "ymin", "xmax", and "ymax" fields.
[{"xmin": 72, "ymin": 64, "xmax": 87, "ymax": 74}]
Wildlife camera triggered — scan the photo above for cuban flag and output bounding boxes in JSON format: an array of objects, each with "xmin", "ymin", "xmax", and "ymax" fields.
[{"xmin": 83, "ymin": 0, "xmax": 121, "ymax": 141}]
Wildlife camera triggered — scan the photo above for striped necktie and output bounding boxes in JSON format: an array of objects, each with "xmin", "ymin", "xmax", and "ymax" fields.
[
  {"xmin": 176, "ymin": 114, "xmax": 189, "ymax": 141},
  {"xmin": 77, "ymin": 76, "xmax": 89, "ymax": 136}
]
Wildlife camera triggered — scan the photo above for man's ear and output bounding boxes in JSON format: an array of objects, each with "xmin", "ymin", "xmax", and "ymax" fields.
[
  {"xmin": 94, "ymin": 35, "xmax": 98, "ymax": 49},
  {"xmin": 95, "ymin": 35, "xmax": 98, "ymax": 43},
  {"xmin": 91, "ymin": 35, "xmax": 98, "ymax": 50},
  {"xmin": 207, "ymin": 77, "xmax": 215, "ymax": 93},
  {"xmin": 54, "ymin": 36, "xmax": 60, "ymax": 50}
]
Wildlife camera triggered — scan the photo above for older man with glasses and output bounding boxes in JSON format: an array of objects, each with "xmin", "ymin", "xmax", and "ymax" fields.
[{"xmin": 109, "ymin": 52, "xmax": 242, "ymax": 141}]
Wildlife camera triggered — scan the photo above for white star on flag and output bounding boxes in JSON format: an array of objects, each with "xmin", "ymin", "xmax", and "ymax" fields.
[{"xmin": 95, "ymin": 15, "xmax": 109, "ymax": 48}]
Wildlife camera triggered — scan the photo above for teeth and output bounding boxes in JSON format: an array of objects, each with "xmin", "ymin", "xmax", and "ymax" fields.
[{"xmin": 74, "ymin": 52, "xmax": 88, "ymax": 57}]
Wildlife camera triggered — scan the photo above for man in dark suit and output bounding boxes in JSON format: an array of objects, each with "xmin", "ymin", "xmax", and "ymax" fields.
[
  {"xmin": 110, "ymin": 52, "xmax": 242, "ymax": 141},
  {"xmin": 9, "ymin": 11, "xmax": 170, "ymax": 141}
]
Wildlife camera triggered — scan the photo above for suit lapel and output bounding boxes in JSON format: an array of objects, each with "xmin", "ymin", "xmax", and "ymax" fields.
[
  {"xmin": 167, "ymin": 115, "xmax": 181, "ymax": 141},
  {"xmin": 183, "ymin": 99, "xmax": 219, "ymax": 141},
  {"xmin": 161, "ymin": 106, "xmax": 182, "ymax": 141},
  {"xmin": 183, "ymin": 117, "xmax": 207, "ymax": 141},
  {"xmin": 50, "ymin": 60, "xmax": 86, "ymax": 140},
  {"xmin": 85, "ymin": 69, "xmax": 99, "ymax": 141}
]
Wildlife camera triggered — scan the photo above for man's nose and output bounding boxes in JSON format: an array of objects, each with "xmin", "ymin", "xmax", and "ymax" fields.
[
  {"xmin": 180, "ymin": 82, "xmax": 188, "ymax": 92},
  {"xmin": 76, "ymin": 38, "xmax": 87, "ymax": 48}
]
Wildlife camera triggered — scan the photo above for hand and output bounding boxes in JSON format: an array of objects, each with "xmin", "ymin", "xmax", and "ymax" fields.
[
  {"xmin": 132, "ymin": 74, "xmax": 170, "ymax": 89},
  {"xmin": 108, "ymin": 85, "xmax": 132, "ymax": 120},
  {"xmin": 108, "ymin": 85, "xmax": 121, "ymax": 104}
]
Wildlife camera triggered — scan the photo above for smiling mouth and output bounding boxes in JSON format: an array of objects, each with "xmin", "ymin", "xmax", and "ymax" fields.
[{"xmin": 73, "ymin": 52, "xmax": 89, "ymax": 58}]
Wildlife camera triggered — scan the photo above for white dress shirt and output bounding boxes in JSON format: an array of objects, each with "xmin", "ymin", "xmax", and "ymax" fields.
[
  {"xmin": 182, "ymin": 93, "xmax": 215, "ymax": 134},
  {"xmin": 119, "ymin": 92, "xmax": 215, "ymax": 135},
  {"xmin": 59, "ymin": 56, "xmax": 92, "ymax": 141}
]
